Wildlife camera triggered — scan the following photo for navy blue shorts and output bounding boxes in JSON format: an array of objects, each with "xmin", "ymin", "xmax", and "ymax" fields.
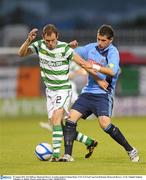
[{"xmin": 72, "ymin": 93, "xmax": 113, "ymax": 119}]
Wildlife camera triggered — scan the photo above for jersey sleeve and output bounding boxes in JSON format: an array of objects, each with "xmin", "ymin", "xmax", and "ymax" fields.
[
  {"xmin": 107, "ymin": 48, "xmax": 120, "ymax": 75},
  {"xmin": 75, "ymin": 43, "xmax": 97, "ymax": 60},
  {"xmin": 64, "ymin": 45, "xmax": 74, "ymax": 60},
  {"xmin": 29, "ymin": 41, "xmax": 40, "ymax": 54},
  {"xmin": 75, "ymin": 46, "xmax": 88, "ymax": 60},
  {"xmin": 96, "ymin": 72, "xmax": 106, "ymax": 80}
]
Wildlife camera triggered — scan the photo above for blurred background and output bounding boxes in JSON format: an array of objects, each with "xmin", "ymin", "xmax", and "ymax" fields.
[{"xmin": 0, "ymin": 0, "xmax": 146, "ymax": 117}]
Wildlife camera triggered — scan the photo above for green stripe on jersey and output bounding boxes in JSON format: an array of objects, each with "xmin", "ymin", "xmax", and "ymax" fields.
[
  {"xmin": 56, "ymin": 44, "xmax": 67, "ymax": 48},
  {"xmin": 42, "ymin": 77, "xmax": 68, "ymax": 84},
  {"xmin": 40, "ymin": 48, "xmax": 55, "ymax": 58},
  {"xmin": 67, "ymin": 53, "xmax": 73, "ymax": 60},
  {"xmin": 38, "ymin": 40, "xmax": 42, "ymax": 49},
  {"xmin": 62, "ymin": 45, "xmax": 70, "ymax": 56},
  {"xmin": 30, "ymin": 40, "xmax": 73, "ymax": 90},
  {"xmin": 48, "ymin": 85, "xmax": 71, "ymax": 90},
  {"xmin": 41, "ymin": 68, "xmax": 69, "ymax": 75}
]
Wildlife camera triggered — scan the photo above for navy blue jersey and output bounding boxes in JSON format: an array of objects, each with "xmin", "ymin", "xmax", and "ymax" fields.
[{"xmin": 75, "ymin": 43, "xmax": 120, "ymax": 96}]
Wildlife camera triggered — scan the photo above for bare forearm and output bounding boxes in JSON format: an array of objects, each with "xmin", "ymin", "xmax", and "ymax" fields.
[
  {"xmin": 18, "ymin": 28, "xmax": 38, "ymax": 57},
  {"xmin": 100, "ymin": 66, "xmax": 114, "ymax": 76},
  {"xmin": 18, "ymin": 39, "xmax": 32, "ymax": 57},
  {"xmin": 80, "ymin": 59, "xmax": 114, "ymax": 77},
  {"xmin": 85, "ymin": 68, "xmax": 109, "ymax": 90},
  {"xmin": 84, "ymin": 68, "xmax": 97, "ymax": 76},
  {"xmin": 92, "ymin": 64, "xmax": 114, "ymax": 76},
  {"xmin": 73, "ymin": 53, "xmax": 87, "ymax": 67},
  {"xmin": 73, "ymin": 53, "xmax": 101, "ymax": 78},
  {"xmin": 85, "ymin": 68, "xmax": 101, "ymax": 81}
]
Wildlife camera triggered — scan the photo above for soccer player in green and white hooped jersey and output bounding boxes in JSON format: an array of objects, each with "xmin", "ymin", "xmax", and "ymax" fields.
[{"xmin": 18, "ymin": 24, "xmax": 108, "ymax": 162}]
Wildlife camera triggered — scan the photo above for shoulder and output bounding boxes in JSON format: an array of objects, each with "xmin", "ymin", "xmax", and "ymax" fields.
[
  {"xmin": 56, "ymin": 41, "xmax": 69, "ymax": 48},
  {"xmin": 84, "ymin": 42, "xmax": 97, "ymax": 50},
  {"xmin": 31, "ymin": 39, "xmax": 44, "ymax": 47},
  {"xmin": 56, "ymin": 41, "xmax": 73, "ymax": 57},
  {"xmin": 107, "ymin": 44, "xmax": 120, "ymax": 59},
  {"xmin": 108, "ymin": 44, "xmax": 119, "ymax": 53},
  {"xmin": 77, "ymin": 42, "xmax": 97, "ymax": 54}
]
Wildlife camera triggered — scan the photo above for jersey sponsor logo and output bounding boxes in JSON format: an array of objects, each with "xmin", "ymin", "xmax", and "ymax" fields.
[{"xmin": 40, "ymin": 58, "xmax": 63, "ymax": 67}]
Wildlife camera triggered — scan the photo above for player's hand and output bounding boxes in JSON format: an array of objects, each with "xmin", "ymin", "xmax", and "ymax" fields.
[
  {"xmin": 27, "ymin": 28, "xmax": 38, "ymax": 43},
  {"xmin": 69, "ymin": 40, "xmax": 78, "ymax": 49},
  {"xmin": 97, "ymin": 79, "xmax": 109, "ymax": 90}
]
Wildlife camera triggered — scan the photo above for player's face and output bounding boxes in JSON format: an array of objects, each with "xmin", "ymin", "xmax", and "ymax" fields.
[
  {"xmin": 43, "ymin": 33, "xmax": 58, "ymax": 50},
  {"xmin": 97, "ymin": 34, "xmax": 113, "ymax": 50}
]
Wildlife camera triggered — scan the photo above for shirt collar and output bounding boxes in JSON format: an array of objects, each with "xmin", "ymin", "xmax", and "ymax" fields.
[{"xmin": 96, "ymin": 43, "xmax": 112, "ymax": 54}]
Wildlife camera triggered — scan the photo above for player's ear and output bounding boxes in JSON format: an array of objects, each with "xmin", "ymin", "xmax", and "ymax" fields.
[
  {"xmin": 42, "ymin": 33, "xmax": 44, "ymax": 39},
  {"xmin": 110, "ymin": 37, "xmax": 113, "ymax": 43}
]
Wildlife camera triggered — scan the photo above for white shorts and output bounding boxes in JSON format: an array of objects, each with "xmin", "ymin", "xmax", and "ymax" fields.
[{"xmin": 46, "ymin": 88, "xmax": 72, "ymax": 119}]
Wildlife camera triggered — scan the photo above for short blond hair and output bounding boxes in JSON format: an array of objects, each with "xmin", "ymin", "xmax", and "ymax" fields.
[{"xmin": 43, "ymin": 24, "xmax": 59, "ymax": 37}]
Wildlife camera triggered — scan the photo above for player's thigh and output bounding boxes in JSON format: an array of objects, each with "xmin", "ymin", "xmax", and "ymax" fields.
[
  {"xmin": 46, "ymin": 88, "xmax": 72, "ymax": 119},
  {"xmin": 46, "ymin": 88, "xmax": 55, "ymax": 118},
  {"xmin": 71, "ymin": 93, "xmax": 92, "ymax": 119},
  {"xmin": 55, "ymin": 89, "xmax": 72, "ymax": 114},
  {"xmin": 69, "ymin": 109, "xmax": 82, "ymax": 122},
  {"xmin": 92, "ymin": 94, "xmax": 113, "ymax": 129},
  {"xmin": 94, "ymin": 94, "xmax": 113, "ymax": 118}
]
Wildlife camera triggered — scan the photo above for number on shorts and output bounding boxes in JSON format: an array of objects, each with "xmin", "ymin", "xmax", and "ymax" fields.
[{"xmin": 56, "ymin": 96, "xmax": 61, "ymax": 103}]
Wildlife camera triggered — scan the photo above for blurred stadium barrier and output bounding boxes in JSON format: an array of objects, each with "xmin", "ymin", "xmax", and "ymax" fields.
[
  {"xmin": 60, "ymin": 29, "xmax": 146, "ymax": 46},
  {"xmin": 0, "ymin": 98, "xmax": 46, "ymax": 117},
  {"xmin": 0, "ymin": 46, "xmax": 146, "ymax": 117},
  {"xmin": 2, "ymin": 25, "xmax": 29, "ymax": 47}
]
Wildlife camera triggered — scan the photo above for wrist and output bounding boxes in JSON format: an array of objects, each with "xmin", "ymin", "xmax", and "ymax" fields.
[
  {"xmin": 25, "ymin": 38, "xmax": 32, "ymax": 45},
  {"xmin": 92, "ymin": 64, "xmax": 101, "ymax": 71}
]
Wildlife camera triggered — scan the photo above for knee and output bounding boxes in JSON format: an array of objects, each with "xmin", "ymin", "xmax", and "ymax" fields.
[
  {"xmin": 98, "ymin": 116, "xmax": 111, "ymax": 129},
  {"xmin": 51, "ymin": 109, "xmax": 63, "ymax": 125}
]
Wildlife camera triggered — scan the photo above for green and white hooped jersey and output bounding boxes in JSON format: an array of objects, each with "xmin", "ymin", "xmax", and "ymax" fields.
[{"xmin": 29, "ymin": 40, "xmax": 74, "ymax": 90}]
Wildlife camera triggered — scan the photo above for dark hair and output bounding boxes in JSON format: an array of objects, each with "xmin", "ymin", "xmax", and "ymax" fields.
[
  {"xmin": 43, "ymin": 24, "xmax": 59, "ymax": 37},
  {"xmin": 97, "ymin": 24, "xmax": 114, "ymax": 39}
]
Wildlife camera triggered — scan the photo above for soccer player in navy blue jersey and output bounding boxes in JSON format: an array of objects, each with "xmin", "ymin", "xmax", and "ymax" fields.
[{"xmin": 60, "ymin": 24, "xmax": 139, "ymax": 162}]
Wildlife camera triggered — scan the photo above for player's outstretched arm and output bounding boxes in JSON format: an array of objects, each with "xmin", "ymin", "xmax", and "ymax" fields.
[
  {"xmin": 73, "ymin": 52, "xmax": 94, "ymax": 71},
  {"xmin": 73, "ymin": 53, "xmax": 108, "ymax": 90},
  {"xmin": 81, "ymin": 61, "xmax": 114, "ymax": 77},
  {"xmin": 18, "ymin": 28, "xmax": 38, "ymax": 57},
  {"xmin": 92, "ymin": 63, "xmax": 114, "ymax": 76},
  {"xmin": 83, "ymin": 67, "xmax": 109, "ymax": 90}
]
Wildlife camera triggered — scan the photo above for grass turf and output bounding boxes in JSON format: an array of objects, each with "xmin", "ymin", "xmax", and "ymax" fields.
[{"xmin": 0, "ymin": 115, "xmax": 146, "ymax": 175}]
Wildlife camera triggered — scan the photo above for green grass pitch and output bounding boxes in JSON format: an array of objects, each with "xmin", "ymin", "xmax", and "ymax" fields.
[{"xmin": 0, "ymin": 115, "xmax": 146, "ymax": 175}]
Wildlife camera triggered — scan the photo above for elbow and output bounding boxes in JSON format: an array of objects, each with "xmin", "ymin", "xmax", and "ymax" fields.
[
  {"xmin": 18, "ymin": 51, "xmax": 25, "ymax": 57},
  {"xmin": 108, "ymin": 69, "xmax": 115, "ymax": 77},
  {"xmin": 110, "ymin": 72, "xmax": 115, "ymax": 77},
  {"xmin": 18, "ymin": 53, "xmax": 22, "ymax": 57}
]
